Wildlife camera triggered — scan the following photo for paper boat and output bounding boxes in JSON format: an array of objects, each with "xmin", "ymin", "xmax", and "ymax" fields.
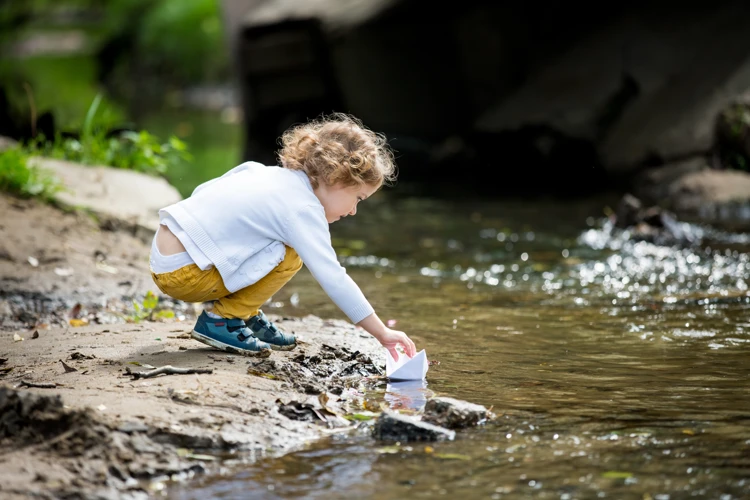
[{"xmin": 385, "ymin": 349, "xmax": 428, "ymax": 381}]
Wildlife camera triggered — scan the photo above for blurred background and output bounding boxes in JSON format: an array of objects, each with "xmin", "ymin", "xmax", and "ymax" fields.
[{"xmin": 2, "ymin": 0, "xmax": 749, "ymax": 204}]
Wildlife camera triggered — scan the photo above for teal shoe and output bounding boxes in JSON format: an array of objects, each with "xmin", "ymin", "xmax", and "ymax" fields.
[
  {"xmin": 191, "ymin": 311, "xmax": 272, "ymax": 357},
  {"xmin": 246, "ymin": 310, "xmax": 297, "ymax": 351}
]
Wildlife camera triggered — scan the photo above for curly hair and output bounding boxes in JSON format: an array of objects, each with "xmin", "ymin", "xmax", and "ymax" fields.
[{"xmin": 277, "ymin": 112, "xmax": 397, "ymax": 189}]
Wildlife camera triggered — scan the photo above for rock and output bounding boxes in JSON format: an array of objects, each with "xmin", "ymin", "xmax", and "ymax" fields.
[
  {"xmin": 630, "ymin": 157, "xmax": 708, "ymax": 206},
  {"xmin": 372, "ymin": 410, "xmax": 455, "ymax": 442},
  {"xmin": 475, "ymin": 4, "xmax": 750, "ymax": 174},
  {"xmin": 0, "ymin": 135, "xmax": 18, "ymax": 151},
  {"xmin": 421, "ymin": 397, "xmax": 490, "ymax": 430},
  {"xmin": 667, "ymin": 169, "xmax": 750, "ymax": 228},
  {"xmin": 27, "ymin": 157, "xmax": 182, "ymax": 238}
]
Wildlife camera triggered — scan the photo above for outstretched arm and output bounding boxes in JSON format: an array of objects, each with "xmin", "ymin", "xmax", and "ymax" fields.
[{"xmin": 357, "ymin": 312, "xmax": 417, "ymax": 361}]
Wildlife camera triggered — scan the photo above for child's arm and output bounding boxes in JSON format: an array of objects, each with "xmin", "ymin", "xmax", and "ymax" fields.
[
  {"xmin": 284, "ymin": 205, "xmax": 417, "ymax": 358},
  {"xmin": 357, "ymin": 312, "xmax": 416, "ymax": 361}
]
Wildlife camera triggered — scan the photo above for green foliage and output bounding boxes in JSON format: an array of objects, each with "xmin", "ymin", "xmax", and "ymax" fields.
[
  {"xmin": 129, "ymin": 290, "xmax": 176, "ymax": 322},
  {"xmin": 718, "ymin": 103, "xmax": 750, "ymax": 171},
  {"xmin": 0, "ymin": 146, "xmax": 62, "ymax": 200},
  {"xmin": 101, "ymin": 0, "xmax": 228, "ymax": 85},
  {"xmin": 30, "ymin": 94, "xmax": 192, "ymax": 176},
  {"xmin": 137, "ymin": 0, "xmax": 227, "ymax": 83}
]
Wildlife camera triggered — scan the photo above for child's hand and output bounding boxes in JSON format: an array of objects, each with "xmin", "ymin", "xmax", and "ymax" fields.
[{"xmin": 378, "ymin": 327, "xmax": 417, "ymax": 361}]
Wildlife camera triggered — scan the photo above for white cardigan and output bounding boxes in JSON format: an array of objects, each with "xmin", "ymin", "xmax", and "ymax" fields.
[{"xmin": 159, "ymin": 162, "xmax": 374, "ymax": 324}]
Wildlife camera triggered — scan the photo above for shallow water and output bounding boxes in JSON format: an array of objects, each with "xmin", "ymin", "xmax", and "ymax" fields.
[{"xmin": 168, "ymin": 192, "xmax": 750, "ymax": 499}]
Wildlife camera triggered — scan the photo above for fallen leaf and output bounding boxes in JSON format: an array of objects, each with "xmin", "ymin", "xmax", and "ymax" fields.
[
  {"xmin": 601, "ymin": 471, "xmax": 633, "ymax": 479},
  {"xmin": 97, "ymin": 404, "xmax": 107, "ymax": 411},
  {"xmin": 68, "ymin": 303, "xmax": 82, "ymax": 319},
  {"xmin": 13, "ymin": 333, "xmax": 23, "ymax": 342},
  {"xmin": 27, "ymin": 256, "xmax": 39, "ymax": 267},
  {"xmin": 31, "ymin": 330, "xmax": 39, "ymax": 339},
  {"xmin": 343, "ymin": 412, "xmax": 377, "ymax": 421},
  {"xmin": 424, "ymin": 446, "xmax": 434, "ymax": 453},
  {"xmin": 376, "ymin": 446, "xmax": 401, "ymax": 454},
  {"xmin": 69, "ymin": 318, "xmax": 88, "ymax": 327},
  {"xmin": 54, "ymin": 267, "xmax": 74, "ymax": 277},
  {"xmin": 682, "ymin": 429, "xmax": 695, "ymax": 436},
  {"xmin": 59, "ymin": 360, "xmax": 78, "ymax": 373},
  {"xmin": 434, "ymin": 453, "xmax": 471, "ymax": 460}
]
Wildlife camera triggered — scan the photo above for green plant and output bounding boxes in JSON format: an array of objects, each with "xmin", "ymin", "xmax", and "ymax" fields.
[
  {"xmin": 129, "ymin": 290, "xmax": 175, "ymax": 322},
  {"xmin": 29, "ymin": 94, "xmax": 192, "ymax": 176},
  {"xmin": 0, "ymin": 146, "xmax": 62, "ymax": 200}
]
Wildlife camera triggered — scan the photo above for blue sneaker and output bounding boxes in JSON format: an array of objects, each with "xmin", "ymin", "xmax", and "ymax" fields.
[
  {"xmin": 191, "ymin": 311, "xmax": 272, "ymax": 357},
  {"xmin": 246, "ymin": 310, "xmax": 297, "ymax": 351}
]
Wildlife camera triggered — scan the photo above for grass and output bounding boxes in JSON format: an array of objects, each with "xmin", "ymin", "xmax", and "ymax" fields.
[{"xmin": 0, "ymin": 146, "xmax": 62, "ymax": 201}]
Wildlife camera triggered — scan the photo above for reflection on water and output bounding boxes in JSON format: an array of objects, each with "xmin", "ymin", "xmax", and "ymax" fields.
[
  {"xmin": 168, "ymin": 193, "xmax": 750, "ymax": 499},
  {"xmin": 385, "ymin": 379, "xmax": 431, "ymax": 412}
]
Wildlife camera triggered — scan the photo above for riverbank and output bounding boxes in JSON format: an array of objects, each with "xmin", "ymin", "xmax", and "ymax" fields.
[{"xmin": 0, "ymin": 191, "xmax": 391, "ymax": 499}]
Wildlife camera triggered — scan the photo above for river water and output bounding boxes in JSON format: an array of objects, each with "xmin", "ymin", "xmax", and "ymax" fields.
[{"xmin": 168, "ymin": 191, "xmax": 750, "ymax": 499}]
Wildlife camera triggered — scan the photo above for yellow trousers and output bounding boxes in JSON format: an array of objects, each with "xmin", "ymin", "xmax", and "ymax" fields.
[{"xmin": 151, "ymin": 246, "xmax": 302, "ymax": 319}]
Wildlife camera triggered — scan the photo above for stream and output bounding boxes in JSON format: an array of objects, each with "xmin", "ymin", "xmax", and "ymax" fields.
[{"xmin": 166, "ymin": 192, "xmax": 750, "ymax": 499}]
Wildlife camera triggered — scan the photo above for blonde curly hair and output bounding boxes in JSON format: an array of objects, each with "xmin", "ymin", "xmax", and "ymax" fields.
[{"xmin": 277, "ymin": 112, "xmax": 397, "ymax": 189}]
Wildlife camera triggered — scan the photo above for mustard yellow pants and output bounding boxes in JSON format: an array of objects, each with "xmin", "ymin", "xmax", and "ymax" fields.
[{"xmin": 151, "ymin": 246, "xmax": 302, "ymax": 319}]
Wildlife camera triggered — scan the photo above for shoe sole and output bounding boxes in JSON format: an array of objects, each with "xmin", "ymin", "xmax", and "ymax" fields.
[
  {"xmin": 269, "ymin": 342, "xmax": 297, "ymax": 352},
  {"xmin": 191, "ymin": 331, "xmax": 272, "ymax": 358}
]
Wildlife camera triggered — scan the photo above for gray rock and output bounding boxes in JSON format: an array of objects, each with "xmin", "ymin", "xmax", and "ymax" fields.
[
  {"xmin": 28, "ymin": 157, "xmax": 183, "ymax": 238},
  {"xmin": 422, "ymin": 397, "xmax": 490, "ymax": 430},
  {"xmin": 372, "ymin": 410, "xmax": 455, "ymax": 442},
  {"xmin": 667, "ymin": 169, "xmax": 750, "ymax": 227},
  {"xmin": 631, "ymin": 157, "xmax": 708, "ymax": 206},
  {"xmin": 0, "ymin": 135, "xmax": 19, "ymax": 151}
]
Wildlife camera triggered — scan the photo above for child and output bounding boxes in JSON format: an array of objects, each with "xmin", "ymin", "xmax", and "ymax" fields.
[{"xmin": 149, "ymin": 112, "xmax": 417, "ymax": 362}]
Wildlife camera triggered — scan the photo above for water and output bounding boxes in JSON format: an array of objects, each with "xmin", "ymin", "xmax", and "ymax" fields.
[{"xmin": 167, "ymin": 193, "xmax": 750, "ymax": 499}]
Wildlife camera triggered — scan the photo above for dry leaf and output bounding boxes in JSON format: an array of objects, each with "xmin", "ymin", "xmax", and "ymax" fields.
[
  {"xmin": 59, "ymin": 360, "xmax": 78, "ymax": 373},
  {"xmin": 13, "ymin": 333, "xmax": 23, "ymax": 342},
  {"xmin": 69, "ymin": 318, "xmax": 88, "ymax": 327}
]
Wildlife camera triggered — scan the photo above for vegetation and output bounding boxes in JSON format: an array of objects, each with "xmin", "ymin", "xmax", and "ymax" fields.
[
  {"xmin": 716, "ymin": 103, "xmax": 750, "ymax": 171},
  {"xmin": 0, "ymin": 146, "xmax": 62, "ymax": 200},
  {"xmin": 0, "ymin": 93, "xmax": 192, "ymax": 201}
]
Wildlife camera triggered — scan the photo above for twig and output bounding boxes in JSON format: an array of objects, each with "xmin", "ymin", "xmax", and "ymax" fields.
[
  {"xmin": 126, "ymin": 365, "xmax": 213, "ymax": 380},
  {"xmin": 18, "ymin": 380, "xmax": 58, "ymax": 389}
]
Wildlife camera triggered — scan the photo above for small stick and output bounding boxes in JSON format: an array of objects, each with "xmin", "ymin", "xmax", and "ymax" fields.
[
  {"xmin": 18, "ymin": 380, "xmax": 58, "ymax": 389},
  {"xmin": 126, "ymin": 365, "xmax": 213, "ymax": 380}
]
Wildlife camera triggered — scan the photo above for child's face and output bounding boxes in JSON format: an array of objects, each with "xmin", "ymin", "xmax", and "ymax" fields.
[{"xmin": 314, "ymin": 182, "xmax": 379, "ymax": 223}]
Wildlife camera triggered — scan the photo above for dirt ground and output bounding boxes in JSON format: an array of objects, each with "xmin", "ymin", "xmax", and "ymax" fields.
[{"xmin": 0, "ymin": 193, "xmax": 391, "ymax": 499}]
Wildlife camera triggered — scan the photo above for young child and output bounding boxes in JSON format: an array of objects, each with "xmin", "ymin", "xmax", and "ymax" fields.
[{"xmin": 149, "ymin": 112, "xmax": 417, "ymax": 362}]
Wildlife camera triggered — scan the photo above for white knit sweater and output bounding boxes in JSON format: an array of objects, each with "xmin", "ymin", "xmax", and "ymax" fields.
[{"xmin": 159, "ymin": 162, "xmax": 374, "ymax": 323}]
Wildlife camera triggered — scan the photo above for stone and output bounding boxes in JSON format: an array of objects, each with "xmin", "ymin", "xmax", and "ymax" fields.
[
  {"xmin": 421, "ymin": 397, "xmax": 490, "ymax": 430},
  {"xmin": 0, "ymin": 135, "xmax": 19, "ymax": 151},
  {"xmin": 28, "ymin": 157, "xmax": 182, "ymax": 237},
  {"xmin": 630, "ymin": 157, "xmax": 708, "ymax": 206},
  {"xmin": 669, "ymin": 169, "xmax": 750, "ymax": 209},
  {"xmin": 372, "ymin": 410, "xmax": 455, "ymax": 442}
]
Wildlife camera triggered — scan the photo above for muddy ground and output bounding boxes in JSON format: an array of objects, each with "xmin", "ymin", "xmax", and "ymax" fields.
[{"xmin": 0, "ymin": 193, "xmax": 393, "ymax": 499}]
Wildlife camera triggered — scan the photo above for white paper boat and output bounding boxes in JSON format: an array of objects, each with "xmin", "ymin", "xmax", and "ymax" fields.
[{"xmin": 385, "ymin": 349, "xmax": 428, "ymax": 381}]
